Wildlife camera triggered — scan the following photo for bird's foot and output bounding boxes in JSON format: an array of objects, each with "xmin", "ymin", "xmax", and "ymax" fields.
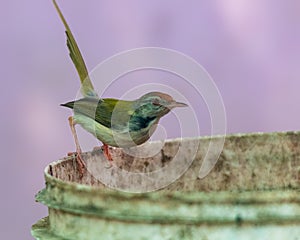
[
  {"xmin": 101, "ymin": 145, "xmax": 113, "ymax": 161},
  {"xmin": 101, "ymin": 144, "xmax": 114, "ymax": 168},
  {"xmin": 67, "ymin": 151, "xmax": 86, "ymax": 176},
  {"xmin": 76, "ymin": 152, "xmax": 86, "ymax": 175},
  {"xmin": 101, "ymin": 144, "xmax": 113, "ymax": 162}
]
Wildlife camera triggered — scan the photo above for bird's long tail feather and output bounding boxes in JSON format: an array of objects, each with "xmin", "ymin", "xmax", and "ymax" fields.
[{"xmin": 52, "ymin": 0, "xmax": 98, "ymax": 98}]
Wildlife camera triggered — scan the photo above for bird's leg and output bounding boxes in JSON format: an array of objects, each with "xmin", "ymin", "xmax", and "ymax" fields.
[
  {"xmin": 101, "ymin": 144, "xmax": 113, "ymax": 168},
  {"xmin": 102, "ymin": 144, "xmax": 113, "ymax": 161},
  {"xmin": 68, "ymin": 116, "xmax": 86, "ymax": 174}
]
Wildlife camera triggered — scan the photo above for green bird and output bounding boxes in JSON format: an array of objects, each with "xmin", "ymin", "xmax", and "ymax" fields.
[{"xmin": 53, "ymin": 0, "xmax": 187, "ymax": 173}]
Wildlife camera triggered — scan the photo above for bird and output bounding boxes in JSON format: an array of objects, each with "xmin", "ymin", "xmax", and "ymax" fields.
[{"xmin": 53, "ymin": 0, "xmax": 188, "ymax": 174}]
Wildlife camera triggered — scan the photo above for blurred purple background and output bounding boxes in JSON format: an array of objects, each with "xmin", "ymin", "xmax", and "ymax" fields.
[{"xmin": 1, "ymin": 1, "xmax": 300, "ymax": 239}]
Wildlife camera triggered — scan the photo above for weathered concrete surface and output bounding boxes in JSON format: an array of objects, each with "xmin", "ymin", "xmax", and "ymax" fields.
[{"xmin": 32, "ymin": 132, "xmax": 300, "ymax": 240}]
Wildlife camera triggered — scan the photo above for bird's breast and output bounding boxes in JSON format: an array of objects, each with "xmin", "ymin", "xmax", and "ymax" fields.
[
  {"xmin": 127, "ymin": 117, "xmax": 159, "ymax": 145},
  {"xmin": 128, "ymin": 116, "xmax": 157, "ymax": 131},
  {"xmin": 74, "ymin": 113, "xmax": 159, "ymax": 148}
]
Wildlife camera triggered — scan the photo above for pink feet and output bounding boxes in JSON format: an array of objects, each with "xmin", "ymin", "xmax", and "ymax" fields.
[
  {"xmin": 67, "ymin": 151, "xmax": 86, "ymax": 176},
  {"xmin": 101, "ymin": 144, "xmax": 114, "ymax": 168},
  {"xmin": 69, "ymin": 143, "xmax": 114, "ymax": 170}
]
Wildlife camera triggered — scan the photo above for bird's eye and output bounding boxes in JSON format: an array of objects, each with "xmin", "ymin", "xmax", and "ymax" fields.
[{"xmin": 152, "ymin": 99, "xmax": 160, "ymax": 106}]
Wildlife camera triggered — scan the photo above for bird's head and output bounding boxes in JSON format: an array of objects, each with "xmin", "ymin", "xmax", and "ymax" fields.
[{"xmin": 134, "ymin": 92, "xmax": 188, "ymax": 119}]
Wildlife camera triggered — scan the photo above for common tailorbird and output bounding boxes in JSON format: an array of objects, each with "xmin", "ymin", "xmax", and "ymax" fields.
[{"xmin": 53, "ymin": 0, "xmax": 187, "ymax": 174}]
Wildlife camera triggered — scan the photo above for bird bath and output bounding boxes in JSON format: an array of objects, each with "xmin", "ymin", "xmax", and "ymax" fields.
[{"xmin": 32, "ymin": 131, "xmax": 300, "ymax": 240}]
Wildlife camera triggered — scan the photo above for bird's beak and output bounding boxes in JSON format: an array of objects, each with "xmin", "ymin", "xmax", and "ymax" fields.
[{"xmin": 168, "ymin": 101, "xmax": 188, "ymax": 108}]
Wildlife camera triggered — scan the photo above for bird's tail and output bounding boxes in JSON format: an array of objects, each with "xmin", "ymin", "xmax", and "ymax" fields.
[
  {"xmin": 52, "ymin": 0, "xmax": 98, "ymax": 98},
  {"xmin": 60, "ymin": 101, "xmax": 75, "ymax": 109}
]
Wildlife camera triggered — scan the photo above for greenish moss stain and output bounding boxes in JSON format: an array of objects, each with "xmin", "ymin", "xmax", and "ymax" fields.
[
  {"xmin": 32, "ymin": 131, "xmax": 300, "ymax": 239},
  {"xmin": 35, "ymin": 184, "xmax": 300, "ymax": 225},
  {"xmin": 32, "ymin": 218, "xmax": 70, "ymax": 240}
]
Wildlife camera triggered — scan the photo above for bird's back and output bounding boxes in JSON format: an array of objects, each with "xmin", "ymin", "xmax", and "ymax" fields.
[{"xmin": 61, "ymin": 98, "xmax": 135, "ymax": 130}]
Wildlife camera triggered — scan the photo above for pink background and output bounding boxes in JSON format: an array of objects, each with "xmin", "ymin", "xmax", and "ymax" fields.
[{"xmin": 1, "ymin": 1, "xmax": 300, "ymax": 239}]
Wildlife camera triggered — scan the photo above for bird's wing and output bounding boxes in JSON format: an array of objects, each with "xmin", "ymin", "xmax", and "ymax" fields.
[
  {"xmin": 71, "ymin": 98, "xmax": 134, "ymax": 130},
  {"xmin": 53, "ymin": 0, "xmax": 98, "ymax": 98}
]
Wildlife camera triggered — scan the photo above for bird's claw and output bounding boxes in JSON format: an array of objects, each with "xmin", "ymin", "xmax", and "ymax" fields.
[
  {"xmin": 101, "ymin": 145, "xmax": 113, "ymax": 161},
  {"xmin": 76, "ymin": 152, "xmax": 86, "ymax": 168},
  {"xmin": 68, "ymin": 151, "xmax": 86, "ymax": 176}
]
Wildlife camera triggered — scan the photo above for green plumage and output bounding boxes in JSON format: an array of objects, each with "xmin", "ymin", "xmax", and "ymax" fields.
[
  {"xmin": 61, "ymin": 98, "xmax": 134, "ymax": 130},
  {"xmin": 53, "ymin": 0, "xmax": 97, "ymax": 98},
  {"xmin": 54, "ymin": 0, "xmax": 187, "ymax": 151},
  {"xmin": 61, "ymin": 98, "xmax": 158, "ymax": 132}
]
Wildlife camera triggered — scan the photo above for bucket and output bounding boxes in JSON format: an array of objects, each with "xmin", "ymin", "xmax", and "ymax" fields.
[{"xmin": 32, "ymin": 132, "xmax": 300, "ymax": 240}]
